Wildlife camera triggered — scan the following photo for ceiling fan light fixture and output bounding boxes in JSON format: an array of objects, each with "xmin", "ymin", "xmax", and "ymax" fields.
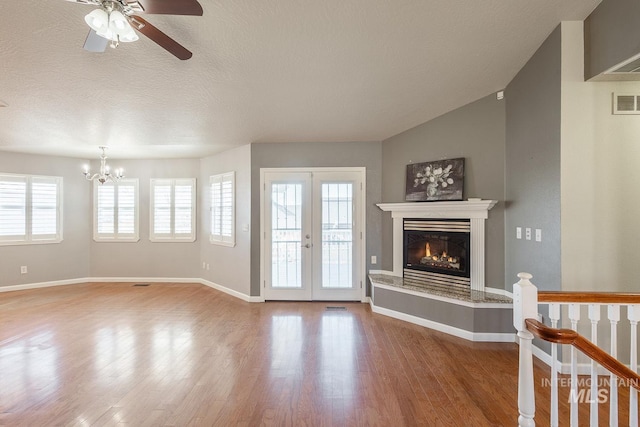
[
  {"xmin": 84, "ymin": 9, "xmax": 108, "ymax": 32},
  {"xmin": 109, "ymin": 10, "xmax": 129, "ymax": 33},
  {"xmin": 119, "ymin": 28, "xmax": 139, "ymax": 43},
  {"xmin": 96, "ymin": 26, "xmax": 114, "ymax": 41}
]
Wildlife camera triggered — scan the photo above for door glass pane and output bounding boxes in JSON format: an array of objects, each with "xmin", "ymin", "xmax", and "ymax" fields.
[
  {"xmin": 271, "ymin": 183, "xmax": 302, "ymax": 288},
  {"xmin": 321, "ymin": 183, "xmax": 353, "ymax": 288}
]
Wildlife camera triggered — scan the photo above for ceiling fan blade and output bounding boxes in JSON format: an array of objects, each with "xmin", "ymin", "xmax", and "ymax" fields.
[
  {"xmin": 130, "ymin": 16, "xmax": 193, "ymax": 60},
  {"xmin": 83, "ymin": 29, "xmax": 108, "ymax": 53},
  {"xmin": 136, "ymin": 0, "xmax": 203, "ymax": 16},
  {"xmin": 64, "ymin": 0, "xmax": 100, "ymax": 4}
]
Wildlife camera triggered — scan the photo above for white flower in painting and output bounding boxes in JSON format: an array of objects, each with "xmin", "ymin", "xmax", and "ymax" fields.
[{"xmin": 413, "ymin": 162, "xmax": 457, "ymax": 196}]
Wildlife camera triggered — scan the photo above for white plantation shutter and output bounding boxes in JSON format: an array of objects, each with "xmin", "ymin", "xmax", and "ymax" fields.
[
  {"xmin": 153, "ymin": 183, "xmax": 172, "ymax": 235},
  {"xmin": 94, "ymin": 179, "xmax": 139, "ymax": 241},
  {"xmin": 150, "ymin": 178, "xmax": 195, "ymax": 241},
  {"xmin": 31, "ymin": 177, "xmax": 59, "ymax": 240},
  {"xmin": 210, "ymin": 172, "xmax": 235, "ymax": 246},
  {"xmin": 0, "ymin": 174, "xmax": 62, "ymax": 245},
  {"xmin": 118, "ymin": 184, "xmax": 136, "ymax": 235},
  {"xmin": 0, "ymin": 176, "xmax": 26, "ymax": 240},
  {"xmin": 96, "ymin": 185, "xmax": 115, "ymax": 234},
  {"xmin": 174, "ymin": 182, "xmax": 193, "ymax": 235}
]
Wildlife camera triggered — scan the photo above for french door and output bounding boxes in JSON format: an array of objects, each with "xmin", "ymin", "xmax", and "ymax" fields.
[{"xmin": 261, "ymin": 169, "xmax": 364, "ymax": 301}]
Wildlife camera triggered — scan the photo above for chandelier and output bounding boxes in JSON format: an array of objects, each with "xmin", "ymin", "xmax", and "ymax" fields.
[
  {"xmin": 83, "ymin": 146, "xmax": 124, "ymax": 184},
  {"xmin": 84, "ymin": 1, "xmax": 139, "ymax": 48}
]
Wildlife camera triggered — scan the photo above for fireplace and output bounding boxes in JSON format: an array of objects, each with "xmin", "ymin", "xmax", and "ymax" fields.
[
  {"xmin": 377, "ymin": 200, "xmax": 497, "ymax": 292},
  {"xmin": 403, "ymin": 219, "xmax": 471, "ymax": 287}
]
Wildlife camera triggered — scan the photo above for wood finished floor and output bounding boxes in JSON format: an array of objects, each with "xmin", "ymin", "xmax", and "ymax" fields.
[{"xmin": 0, "ymin": 282, "xmax": 634, "ymax": 426}]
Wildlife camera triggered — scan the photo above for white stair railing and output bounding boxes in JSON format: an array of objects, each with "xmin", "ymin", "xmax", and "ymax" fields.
[{"xmin": 513, "ymin": 273, "xmax": 640, "ymax": 427}]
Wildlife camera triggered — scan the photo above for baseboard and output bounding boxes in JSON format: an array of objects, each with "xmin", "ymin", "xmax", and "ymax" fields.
[
  {"xmin": 200, "ymin": 279, "xmax": 263, "ymax": 303},
  {"xmin": 0, "ymin": 277, "xmax": 90, "ymax": 293},
  {"xmin": 0, "ymin": 276, "xmax": 263, "ymax": 303},
  {"xmin": 371, "ymin": 303, "xmax": 516, "ymax": 343},
  {"xmin": 89, "ymin": 277, "xmax": 202, "ymax": 284}
]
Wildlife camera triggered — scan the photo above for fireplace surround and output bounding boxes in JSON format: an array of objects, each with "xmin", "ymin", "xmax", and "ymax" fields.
[{"xmin": 377, "ymin": 200, "xmax": 497, "ymax": 292}]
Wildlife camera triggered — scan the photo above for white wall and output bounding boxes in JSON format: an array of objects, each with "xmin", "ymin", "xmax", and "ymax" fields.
[
  {"xmin": 561, "ymin": 21, "xmax": 640, "ymax": 292},
  {"xmin": 200, "ymin": 145, "xmax": 252, "ymax": 296}
]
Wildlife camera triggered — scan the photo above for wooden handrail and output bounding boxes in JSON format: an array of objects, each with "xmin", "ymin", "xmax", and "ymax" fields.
[
  {"xmin": 538, "ymin": 291, "xmax": 640, "ymax": 304},
  {"xmin": 525, "ymin": 318, "xmax": 640, "ymax": 391}
]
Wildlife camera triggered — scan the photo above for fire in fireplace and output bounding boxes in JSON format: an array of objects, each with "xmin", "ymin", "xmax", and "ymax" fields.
[{"xmin": 403, "ymin": 219, "xmax": 471, "ymax": 279}]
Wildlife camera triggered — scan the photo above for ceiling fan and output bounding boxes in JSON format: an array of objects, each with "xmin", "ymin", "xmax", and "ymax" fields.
[{"xmin": 65, "ymin": 0, "xmax": 203, "ymax": 60}]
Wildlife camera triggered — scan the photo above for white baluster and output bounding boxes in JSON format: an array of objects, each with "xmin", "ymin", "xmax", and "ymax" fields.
[
  {"xmin": 609, "ymin": 304, "xmax": 620, "ymax": 427},
  {"xmin": 568, "ymin": 303, "xmax": 581, "ymax": 427},
  {"xmin": 549, "ymin": 304, "xmax": 560, "ymax": 427},
  {"xmin": 588, "ymin": 304, "xmax": 600, "ymax": 426},
  {"xmin": 549, "ymin": 303, "xmax": 560, "ymax": 427},
  {"xmin": 513, "ymin": 273, "xmax": 538, "ymax": 427},
  {"xmin": 628, "ymin": 305, "xmax": 639, "ymax": 427}
]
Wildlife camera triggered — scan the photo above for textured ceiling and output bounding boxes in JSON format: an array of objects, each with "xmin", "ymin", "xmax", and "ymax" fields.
[{"xmin": 0, "ymin": 0, "xmax": 601, "ymax": 159}]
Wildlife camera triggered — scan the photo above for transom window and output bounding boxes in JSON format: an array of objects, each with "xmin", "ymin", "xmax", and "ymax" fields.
[{"xmin": 0, "ymin": 173, "xmax": 63, "ymax": 245}]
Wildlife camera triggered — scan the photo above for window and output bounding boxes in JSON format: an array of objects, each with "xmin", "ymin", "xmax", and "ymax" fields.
[
  {"xmin": 93, "ymin": 179, "xmax": 139, "ymax": 242},
  {"xmin": 210, "ymin": 172, "xmax": 235, "ymax": 246},
  {"xmin": 0, "ymin": 173, "xmax": 62, "ymax": 245},
  {"xmin": 150, "ymin": 178, "xmax": 196, "ymax": 242}
]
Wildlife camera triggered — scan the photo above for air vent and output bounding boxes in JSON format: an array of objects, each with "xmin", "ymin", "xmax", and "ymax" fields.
[
  {"xmin": 133, "ymin": 283, "xmax": 150, "ymax": 287},
  {"xmin": 326, "ymin": 306, "xmax": 347, "ymax": 311},
  {"xmin": 613, "ymin": 93, "xmax": 640, "ymax": 115}
]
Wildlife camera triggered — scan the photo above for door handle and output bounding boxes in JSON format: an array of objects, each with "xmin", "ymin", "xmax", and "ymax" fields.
[{"xmin": 303, "ymin": 243, "xmax": 312, "ymax": 248}]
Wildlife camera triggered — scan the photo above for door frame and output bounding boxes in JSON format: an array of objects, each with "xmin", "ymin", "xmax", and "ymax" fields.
[{"xmin": 259, "ymin": 167, "xmax": 367, "ymax": 302}]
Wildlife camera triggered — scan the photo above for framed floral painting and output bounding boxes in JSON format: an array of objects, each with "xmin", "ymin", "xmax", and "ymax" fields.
[{"xmin": 405, "ymin": 158, "xmax": 465, "ymax": 201}]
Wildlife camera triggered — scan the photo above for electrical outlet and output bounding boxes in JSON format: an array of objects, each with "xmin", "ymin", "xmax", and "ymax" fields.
[
  {"xmin": 516, "ymin": 227, "xmax": 522, "ymax": 239},
  {"xmin": 525, "ymin": 228, "xmax": 532, "ymax": 240},
  {"xmin": 535, "ymin": 229, "xmax": 542, "ymax": 242},
  {"xmin": 20, "ymin": 266, "xmax": 27, "ymax": 274},
  {"xmin": 371, "ymin": 255, "xmax": 377, "ymax": 265},
  {"xmin": 206, "ymin": 263, "xmax": 210, "ymax": 270}
]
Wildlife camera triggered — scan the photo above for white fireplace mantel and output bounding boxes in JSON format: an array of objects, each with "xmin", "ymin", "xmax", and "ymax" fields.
[{"xmin": 377, "ymin": 200, "xmax": 498, "ymax": 292}]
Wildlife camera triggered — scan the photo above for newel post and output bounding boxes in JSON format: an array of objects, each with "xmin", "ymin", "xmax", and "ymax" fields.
[{"xmin": 513, "ymin": 272, "xmax": 538, "ymax": 427}]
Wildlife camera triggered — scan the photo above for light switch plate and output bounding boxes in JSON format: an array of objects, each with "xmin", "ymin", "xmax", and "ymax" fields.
[
  {"xmin": 516, "ymin": 227, "xmax": 522, "ymax": 239},
  {"xmin": 535, "ymin": 229, "xmax": 542, "ymax": 242}
]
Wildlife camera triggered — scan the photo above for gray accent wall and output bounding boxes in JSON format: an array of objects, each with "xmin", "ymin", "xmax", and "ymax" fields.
[
  {"xmin": 250, "ymin": 141, "xmax": 382, "ymax": 297},
  {"xmin": 89, "ymin": 158, "xmax": 201, "ymax": 278},
  {"xmin": 505, "ymin": 25, "xmax": 562, "ymax": 291},
  {"xmin": 380, "ymin": 94, "xmax": 506, "ymax": 290},
  {"xmin": 585, "ymin": 0, "xmax": 640, "ymax": 79},
  {"xmin": 0, "ymin": 152, "xmax": 90, "ymax": 287},
  {"xmin": 200, "ymin": 145, "xmax": 252, "ymax": 295}
]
